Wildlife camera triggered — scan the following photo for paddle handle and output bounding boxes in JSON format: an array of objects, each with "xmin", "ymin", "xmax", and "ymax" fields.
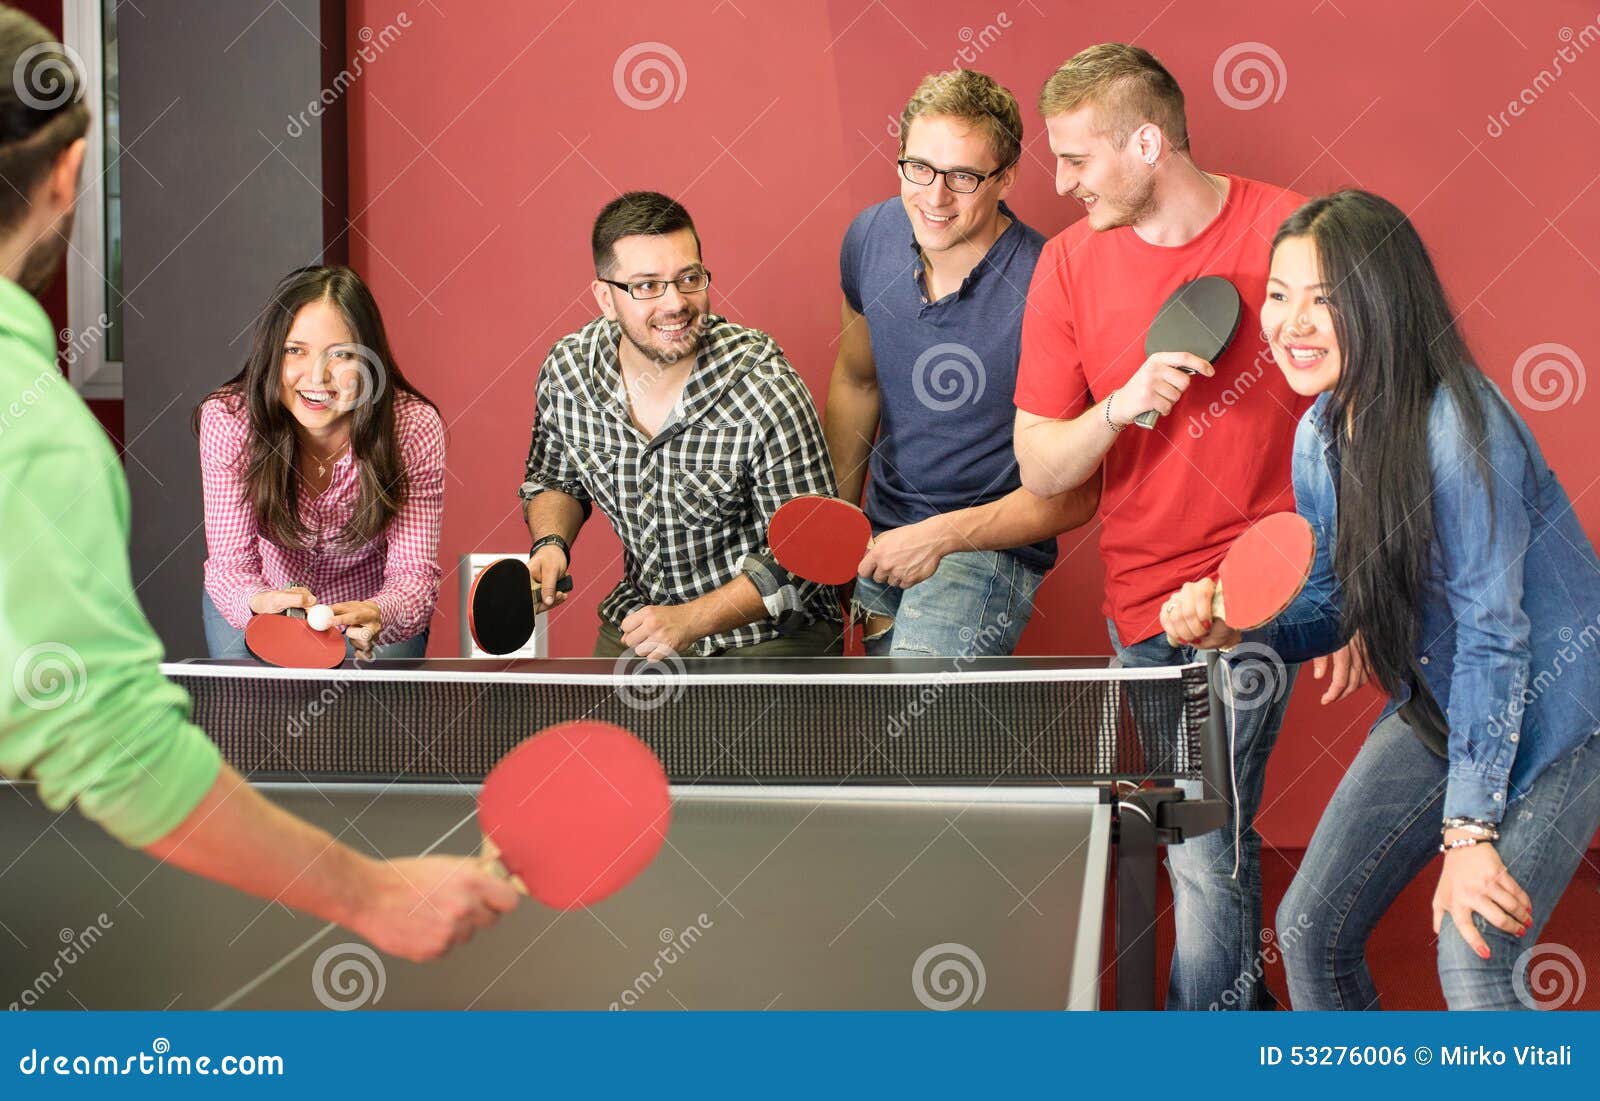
[
  {"xmin": 478, "ymin": 835, "xmax": 528, "ymax": 896},
  {"xmin": 1211, "ymin": 584, "xmax": 1227, "ymax": 623},
  {"xmin": 534, "ymin": 575, "xmax": 575, "ymax": 595},
  {"xmin": 1130, "ymin": 366, "xmax": 1199, "ymax": 430}
]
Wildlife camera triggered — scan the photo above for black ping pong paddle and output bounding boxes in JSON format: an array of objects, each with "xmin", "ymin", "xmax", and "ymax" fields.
[
  {"xmin": 1135, "ymin": 276, "xmax": 1242, "ymax": 429},
  {"xmin": 469, "ymin": 557, "xmax": 574, "ymax": 656}
]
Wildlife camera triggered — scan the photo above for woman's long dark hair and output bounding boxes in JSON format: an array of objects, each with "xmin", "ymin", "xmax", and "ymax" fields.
[
  {"xmin": 1271, "ymin": 190, "xmax": 1491, "ymax": 698},
  {"xmin": 193, "ymin": 265, "xmax": 436, "ymax": 552}
]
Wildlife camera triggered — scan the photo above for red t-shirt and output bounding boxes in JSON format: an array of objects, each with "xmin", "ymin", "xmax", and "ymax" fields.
[{"xmin": 1016, "ymin": 174, "xmax": 1312, "ymax": 647}]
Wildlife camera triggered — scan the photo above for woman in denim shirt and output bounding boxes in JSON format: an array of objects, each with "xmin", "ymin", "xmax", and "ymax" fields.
[{"xmin": 1158, "ymin": 189, "xmax": 1600, "ymax": 1010}]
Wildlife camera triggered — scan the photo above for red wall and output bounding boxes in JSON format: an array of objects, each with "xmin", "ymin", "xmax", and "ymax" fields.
[{"xmin": 346, "ymin": 0, "xmax": 1600, "ymax": 845}]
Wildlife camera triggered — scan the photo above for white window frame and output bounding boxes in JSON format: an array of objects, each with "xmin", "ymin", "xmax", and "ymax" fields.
[{"xmin": 63, "ymin": 0, "xmax": 121, "ymax": 399}]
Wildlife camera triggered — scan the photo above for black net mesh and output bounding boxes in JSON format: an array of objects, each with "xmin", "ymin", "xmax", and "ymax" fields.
[{"xmin": 169, "ymin": 663, "xmax": 1210, "ymax": 785}]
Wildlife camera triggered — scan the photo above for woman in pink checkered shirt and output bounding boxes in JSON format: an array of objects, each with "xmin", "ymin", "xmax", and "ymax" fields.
[{"xmin": 195, "ymin": 266, "xmax": 444, "ymax": 661}]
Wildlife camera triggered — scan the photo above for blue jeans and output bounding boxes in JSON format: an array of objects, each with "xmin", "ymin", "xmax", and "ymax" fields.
[
  {"xmin": 1111, "ymin": 622, "xmax": 1299, "ymax": 1010},
  {"xmin": 201, "ymin": 592, "xmax": 429, "ymax": 661},
  {"xmin": 1279, "ymin": 711, "xmax": 1600, "ymax": 1009},
  {"xmin": 852, "ymin": 549, "xmax": 1042, "ymax": 657}
]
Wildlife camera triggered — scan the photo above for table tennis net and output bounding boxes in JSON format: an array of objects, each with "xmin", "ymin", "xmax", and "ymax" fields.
[{"xmin": 167, "ymin": 665, "xmax": 1210, "ymax": 785}]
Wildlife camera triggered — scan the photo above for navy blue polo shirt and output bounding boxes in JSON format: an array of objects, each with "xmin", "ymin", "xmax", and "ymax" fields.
[{"xmin": 840, "ymin": 198, "xmax": 1054, "ymax": 571}]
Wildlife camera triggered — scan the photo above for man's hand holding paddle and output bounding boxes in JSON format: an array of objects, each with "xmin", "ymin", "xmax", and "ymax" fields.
[
  {"xmin": 1110, "ymin": 351, "xmax": 1216, "ymax": 428},
  {"xmin": 526, "ymin": 543, "xmax": 572, "ymax": 612}
]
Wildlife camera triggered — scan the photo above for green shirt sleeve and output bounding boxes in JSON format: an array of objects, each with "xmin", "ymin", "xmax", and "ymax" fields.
[{"xmin": 0, "ymin": 423, "xmax": 221, "ymax": 848}]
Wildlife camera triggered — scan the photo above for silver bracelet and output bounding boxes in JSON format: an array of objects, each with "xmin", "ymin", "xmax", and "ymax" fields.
[
  {"xmin": 1104, "ymin": 392, "xmax": 1126, "ymax": 433},
  {"xmin": 1441, "ymin": 817, "xmax": 1500, "ymax": 840},
  {"xmin": 1440, "ymin": 836, "xmax": 1491, "ymax": 853}
]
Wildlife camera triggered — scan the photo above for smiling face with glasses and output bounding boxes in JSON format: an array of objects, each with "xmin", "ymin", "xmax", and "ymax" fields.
[
  {"xmin": 897, "ymin": 115, "xmax": 1017, "ymax": 259},
  {"xmin": 591, "ymin": 227, "xmax": 713, "ymax": 367}
]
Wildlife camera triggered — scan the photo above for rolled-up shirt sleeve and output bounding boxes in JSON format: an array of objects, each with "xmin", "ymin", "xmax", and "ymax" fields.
[
  {"xmin": 198, "ymin": 397, "xmax": 270, "ymax": 629},
  {"xmin": 1, "ymin": 442, "xmax": 221, "ymax": 848},
  {"xmin": 369, "ymin": 402, "xmax": 446, "ymax": 644},
  {"xmin": 519, "ymin": 363, "xmax": 593, "ymax": 509},
  {"xmin": 748, "ymin": 361, "xmax": 840, "ymax": 615}
]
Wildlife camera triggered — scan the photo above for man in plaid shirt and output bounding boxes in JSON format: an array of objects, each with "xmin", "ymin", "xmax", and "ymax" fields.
[{"xmin": 520, "ymin": 192, "xmax": 843, "ymax": 660}]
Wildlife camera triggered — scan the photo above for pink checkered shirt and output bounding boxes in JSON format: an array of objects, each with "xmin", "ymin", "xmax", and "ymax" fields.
[{"xmin": 199, "ymin": 392, "xmax": 445, "ymax": 645}]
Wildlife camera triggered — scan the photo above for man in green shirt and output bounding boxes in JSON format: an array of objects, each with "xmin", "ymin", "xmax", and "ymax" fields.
[{"xmin": 0, "ymin": 7, "xmax": 516, "ymax": 961}]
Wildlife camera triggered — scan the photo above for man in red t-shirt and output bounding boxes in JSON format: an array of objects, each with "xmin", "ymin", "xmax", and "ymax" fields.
[{"xmin": 1013, "ymin": 44, "xmax": 1366, "ymax": 1010}]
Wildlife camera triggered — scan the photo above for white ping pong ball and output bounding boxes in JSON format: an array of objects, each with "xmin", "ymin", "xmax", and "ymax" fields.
[{"xmin": 307, "ymin": 604, "xmax": 334, "ymax": 632}]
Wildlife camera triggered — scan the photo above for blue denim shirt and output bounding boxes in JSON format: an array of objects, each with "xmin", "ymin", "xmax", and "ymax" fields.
[{"xmin": 1267, "ymin": 377, "xmax": 1600, "ymax": 823}]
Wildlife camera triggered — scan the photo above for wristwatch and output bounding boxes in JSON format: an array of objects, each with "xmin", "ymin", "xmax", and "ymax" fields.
[{"xmin": 528, "ymin": 534, "xmax": 570, "ymax": 568}]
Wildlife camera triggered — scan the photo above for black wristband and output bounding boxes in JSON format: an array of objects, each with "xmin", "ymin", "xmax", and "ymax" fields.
[{"xmin": 528, "ymin": 533, "xmax": 570, "ymax": 567}]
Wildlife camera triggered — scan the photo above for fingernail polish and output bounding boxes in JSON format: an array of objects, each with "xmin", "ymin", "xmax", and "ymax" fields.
[
  {"xmin": 1517, "ymin": 927, "xmax": 1526, "ymax": 937},
  {"xmin": 1478, "ymin": 945, "xmax": 1491, "ymax": 959}
]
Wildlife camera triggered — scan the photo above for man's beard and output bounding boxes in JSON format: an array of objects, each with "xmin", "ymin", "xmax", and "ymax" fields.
[
  {"xmin": 618, "ymin": 309, "xmax": 704, "ymax": 366},
  {"xmin": 17, "ymin": 209, "xmax": 74, "ymax": 298},
  {"xmin": 1093, "ymin": 172, "xmax": 1158, "ymax": 231}
]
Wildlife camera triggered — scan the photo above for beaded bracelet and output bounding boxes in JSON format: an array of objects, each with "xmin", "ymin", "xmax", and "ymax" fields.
[
  {"xmin": 1104, "ymin": 392, "xmax": 1126, "ymax": 433},
  {"xmin": 1440, "ymin": 836, "xmax": 1491, "ymax": 853}
]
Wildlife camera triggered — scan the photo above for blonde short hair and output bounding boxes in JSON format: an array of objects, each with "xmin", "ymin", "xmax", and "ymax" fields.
[
  {"xmin": 1037, "ymin": 43, "xmax": 1188, "ymax": 152},
  {"xmin": 898, "ymin": 69, "xmax": 1022, "ymax": 168}
]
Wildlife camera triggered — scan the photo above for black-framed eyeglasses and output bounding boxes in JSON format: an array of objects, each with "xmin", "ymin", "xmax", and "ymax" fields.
[
  {"xmin": 897, "ymin": 158, "xmax": 1014, "ymax": 195},
  {"xmin": 599, "ymin": 269, "xmax": 713, "ymax": 300}
]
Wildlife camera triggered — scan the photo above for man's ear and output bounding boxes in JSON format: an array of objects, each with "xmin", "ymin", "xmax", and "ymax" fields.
[
  {"xmin": 592, "ymin": 278, "xmax": 617, "ymax": 320},
  {"xmin": 48, "ymin": 136, "xmax": 87, "ymax": 214}
]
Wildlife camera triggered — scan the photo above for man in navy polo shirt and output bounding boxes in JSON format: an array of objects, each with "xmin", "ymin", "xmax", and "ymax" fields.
[{"xmin": 827, "ymin": 69, "xmax": 1098, "ymax": 656}]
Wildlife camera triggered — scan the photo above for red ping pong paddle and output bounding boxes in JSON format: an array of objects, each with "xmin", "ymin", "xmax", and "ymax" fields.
[
  {"xmin": 244, "ymin": 612, "xmax": 345, "ymax": 668},
  {"xmin": 469, "ymin": 557, "xmax": 574, "ymax": 656},
  {"xmin": 767, "ymin": 495, "xmax": 872, "ymax": 585},
  {"xmin": 1135, "ymin": 276, "xmax": 1242, "ymax": 429},
  {"xmin": 478, "ymin": 720, "xmax": 671, "ymax": 909},
  {"xmin": 1211, "ymin": 512, "xmax": 1316, "ymax": 629}
]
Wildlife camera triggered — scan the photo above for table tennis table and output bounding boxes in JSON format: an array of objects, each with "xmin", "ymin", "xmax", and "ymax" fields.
[{"xmin": 0, "ymin": 656, "xmax": 1229, "ymax": 1011}]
